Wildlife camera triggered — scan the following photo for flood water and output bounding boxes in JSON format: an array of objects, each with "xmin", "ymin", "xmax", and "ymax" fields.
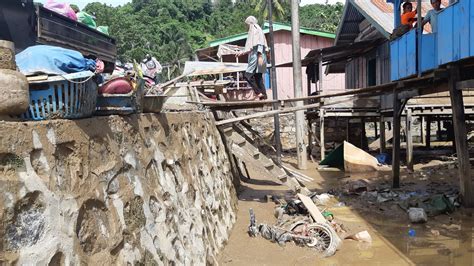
[
  {"xmin": 314, "ymin": 165, "xmax": 474, "ymax": 265},
  {"xmin": 219, "ymin": 157, "xmax": 474, "ymax": 265}
]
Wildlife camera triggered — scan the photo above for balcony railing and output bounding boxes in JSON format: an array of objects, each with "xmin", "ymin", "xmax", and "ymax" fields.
[{"xmin": 390, "ymin": 0, "xmax": 472, "ymax": 81}]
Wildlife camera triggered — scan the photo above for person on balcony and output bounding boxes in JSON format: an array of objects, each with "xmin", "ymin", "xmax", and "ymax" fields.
[
  {"xmin": 236, "ymin": 16, "xmax": 268, "ymax": 100},
  {"xmin": 401, "ymin": 2, "xmax": 417, "ymax": 29},
  {"xmin": 423, "ymin": 0, "xmax": 444, "ymax": 32}
]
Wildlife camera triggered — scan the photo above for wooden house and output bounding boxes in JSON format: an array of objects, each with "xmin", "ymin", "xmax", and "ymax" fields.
[{"xmin": 196, "ymin": 21, "xmax": 345, "ymax": 100}]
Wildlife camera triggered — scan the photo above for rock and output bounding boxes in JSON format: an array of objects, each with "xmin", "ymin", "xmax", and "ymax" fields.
[{"xmin": 408, "ymin": 208, "xmax": 428, "ymax": 223}]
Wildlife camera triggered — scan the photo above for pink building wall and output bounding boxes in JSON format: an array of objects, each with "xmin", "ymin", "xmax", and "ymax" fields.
[{"xmin": 271, "ymin": 31, "xmax": 345, "ymax": 99}]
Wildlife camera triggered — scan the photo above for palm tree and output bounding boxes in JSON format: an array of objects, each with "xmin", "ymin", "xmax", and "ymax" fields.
[
  {"xmin": 159, "ymin": 27, "xmax": 192, "ymax": 79},
  {"xmin": 252, "ymin": 0, "xmax": 287, "ymax": 19}
]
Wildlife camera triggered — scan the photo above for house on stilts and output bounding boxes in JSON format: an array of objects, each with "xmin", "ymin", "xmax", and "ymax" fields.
[{"xmin": 298, "ymin": 0, "xmax": 474, "ymax": 206}]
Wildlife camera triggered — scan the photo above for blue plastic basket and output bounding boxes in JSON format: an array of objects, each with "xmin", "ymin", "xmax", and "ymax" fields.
[{"xmin": 20, "ymin": 71, "xmax": 98, "ymax": 120}]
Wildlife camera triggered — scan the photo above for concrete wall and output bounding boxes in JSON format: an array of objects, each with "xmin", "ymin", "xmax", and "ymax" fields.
[{"xmin": 0, "ymin": 112, "xmax": 237, "ymax": 265}]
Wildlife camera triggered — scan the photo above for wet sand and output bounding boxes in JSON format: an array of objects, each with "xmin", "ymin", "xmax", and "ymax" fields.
[{"xmin": 218, "ymin": 158, "xmax": 474, "ymax": 265}]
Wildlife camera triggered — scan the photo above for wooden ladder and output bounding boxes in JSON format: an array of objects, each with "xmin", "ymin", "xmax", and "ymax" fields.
[{"xmin": 221, "ymin": 126, "xmax": 311, "ymax": 195}]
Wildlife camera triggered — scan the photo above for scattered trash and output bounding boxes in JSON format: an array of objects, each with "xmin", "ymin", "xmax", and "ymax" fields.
[
  {"xmin": 344, "ymin": 179, "xmax": 370, "ymax": 194},
  {"xmin": 442, "ymin": 224, "xmax": 461, "ymax": 231},
  {"xmin": 408, "ymin": 228, "xmax": 416, "ymax": 237},
  {"xmin": 408, "ymin": 208, "xmax": 428, "ymax": 223},
  {"xmin": 430, "ymin": 229, "xmax": 440, "ymax": 237},
  {"xmin": 400, "ymin": 194, "xmax": 456, "ymax": 217},
  {"xmin": 248, "ymin": 208, "xmax": 340, "ymax": 257},
  {"xmin": 376, "ymin": 153, "xmax": 391, "ymax": 165},
  {"xmin": 346, "ymin": 230, "xmax": 372, "ymax": 243},
  {"xmin": 311, "ymin": 193, "xmax": 333, "ymax": 205},
  {"xmin": 322, "ymin": 211, "xmax": 334, "ymax": 221}
]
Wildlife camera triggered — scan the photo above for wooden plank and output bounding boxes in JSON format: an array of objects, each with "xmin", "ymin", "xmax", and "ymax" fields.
[
  {"xmin": 420, "ymin": 116, "xmax": 425, "ymax": 144},
  {"xmin": 27, "ymin": 75, "xmax": 49, "ymax": 82},
  {"xmin": 380, "ymin": 115, "xmax": 386, "ymax": 153},
  {"xmin": 426, "ymin": 116, "xmax": 431, "ymax": 148},
  {"xmin": 406, "ymin": 108, "xmax": 414, "ymax": 171},
  {"xmin": 457, "ymin": 79, "xmax": 474, "ymax": 90},
  {"xmin": 392, "ymin": 89, "xmax": 402, "ymax": 188},
  {"xmin": 160, "ymin": 74, "xmax": 186, "ymax": 88},
  {"xmin": 320, "ymin": 108, "xmax": 325, "ymax": 159},
  {"xmin": 297, "ymin": 193, "xmax": 327, "ymax": 224},
  {"xmin": 390, "ymin": 41, "xmax": 399, "ymax": 81},
  {"xmin": 282, "ymin": 165, "xmax": 314, "ymax": 182},
  {"xmin": 195, "ymin": 81, "xmax": 398, "ymax": 107},
  {"xmin": 437, "ymin": 8, "xmax": 454, "ymax": 65},
  {"xmin": 448, "ymin": 66, "xmax": 474, "ymax": 207}
]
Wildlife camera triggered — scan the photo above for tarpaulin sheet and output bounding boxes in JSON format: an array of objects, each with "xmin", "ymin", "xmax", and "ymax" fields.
[
  {"xmin": 217, "ymin": 44, "xmax": 244, "ymax": 58},
  {"xmin": 183, "ymin": 61, "xmax": 248, "ymax": 76},
  {"xmin": 16, "ymin": 45, "xmax": 96, "ymax": 76}
]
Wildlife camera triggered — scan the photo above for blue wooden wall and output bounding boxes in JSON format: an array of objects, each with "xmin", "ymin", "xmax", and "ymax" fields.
[
  {"xmin": 390, "ymin": 0, "xmax": 474, "ymax": 81},
  {"xmin": 390, "ymin": 30, "xmax": 417, "ymax": 80}
]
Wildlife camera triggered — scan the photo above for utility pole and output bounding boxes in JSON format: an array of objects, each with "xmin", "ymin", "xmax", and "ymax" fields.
[
  {"xmin": 268, "ymin": 0, "xmax": 282, "ymax": 165},
  {"xmin": 291, "ymin": 0, "xmax": 308, "ymax": 169}
]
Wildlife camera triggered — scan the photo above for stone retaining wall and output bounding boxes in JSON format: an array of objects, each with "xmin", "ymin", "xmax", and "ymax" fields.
[{"xmin": 0, "ymin": 112, "xmax": 237, "ymax": 265}]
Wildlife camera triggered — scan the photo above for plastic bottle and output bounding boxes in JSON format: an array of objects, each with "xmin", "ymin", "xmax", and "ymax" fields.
[{"xmin": 406, "ymin": 225, "xmax": 416, "ymax": 253}]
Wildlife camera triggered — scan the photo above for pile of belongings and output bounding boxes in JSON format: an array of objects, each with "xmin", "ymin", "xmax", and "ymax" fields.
[
  {"xmin": 44, "ymin": 0, "xmax": 109, "ymax": 35},
  {"xmin": 99, "ymin": 61, "xmax": 141, "ymax": 95},
  {"xmin": 16, "ymin": 45, "xmax": 103, "ymax": 76}
]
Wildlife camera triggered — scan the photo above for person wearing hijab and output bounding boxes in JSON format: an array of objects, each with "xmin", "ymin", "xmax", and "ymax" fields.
[{"xmin": 236, "ymin": 16, "xmax": 268, "ymax": 100}]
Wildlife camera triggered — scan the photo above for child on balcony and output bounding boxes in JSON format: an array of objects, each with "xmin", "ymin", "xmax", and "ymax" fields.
[{"xmin": 401, "ymin": 2, "xmax": 417, "ymax": 29}]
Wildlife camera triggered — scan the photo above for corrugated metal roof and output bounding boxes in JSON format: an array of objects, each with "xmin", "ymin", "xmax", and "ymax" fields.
[
  {"xmin": 335, "ymin": 0, "xmax": 450, "ymax": 45},
  {"xmin": 352, "ymin": 0, "xmax": 394, "ymax": 37},
  {"xmin": 208, "ymin": 21, "xmax": 335, "ymax": 47}
]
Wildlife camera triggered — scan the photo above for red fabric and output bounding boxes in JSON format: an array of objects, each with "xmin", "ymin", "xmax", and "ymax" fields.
[{"xmin": 99, "ymin": 78, "xmax": 133, "ymax": 94}]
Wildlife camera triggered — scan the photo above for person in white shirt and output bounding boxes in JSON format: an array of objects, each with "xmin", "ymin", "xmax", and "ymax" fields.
[{"xmin": 141, "ymin": 54, "xmax": 162, "ymax": 83}]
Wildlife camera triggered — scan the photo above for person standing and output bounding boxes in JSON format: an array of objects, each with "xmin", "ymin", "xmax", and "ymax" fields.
[
  {"xmin": 141, "ymin": 54, "xmax": 162, "ymax": 83},
  {"xmin": 423, "ymin": 0, "xmax": 444, "ymax": 32},
  {"xmin": 236, "ymin": 16, "xmax": 268, "ymax": 100}
]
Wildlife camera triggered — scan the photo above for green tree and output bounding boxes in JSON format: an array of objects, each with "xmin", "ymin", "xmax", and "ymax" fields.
[
  {"xmin": 299, "ymin": 2, "xmax": 344, "ymax": 33},
  {"xmin": 252, "ymin": 0, "xmax": 288, "ymax": 20},
  {"xmin": 82, "ymin": 0, "xmax": 343, "ymax": 80}
]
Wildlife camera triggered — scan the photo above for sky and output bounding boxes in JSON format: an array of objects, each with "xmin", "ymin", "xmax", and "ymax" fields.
[{"xmin": 36, "ymin": 0, "xmax": 343, "ymax": 9}]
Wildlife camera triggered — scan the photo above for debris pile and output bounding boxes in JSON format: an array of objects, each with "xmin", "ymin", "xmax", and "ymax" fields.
[
  {"xmin": 248, "ymin": 192, "xmax": 371, "ymax": 257},
  {"xmin": 336, "ymin": 178, "xmax": 460, "ymax": 224}
]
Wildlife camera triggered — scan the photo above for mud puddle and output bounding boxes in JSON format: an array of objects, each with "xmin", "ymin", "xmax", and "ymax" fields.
[
  {"xmin": 220, "ymin": 157, "xmax": 474, "ymax": 265},
  {"xmin": 315, "ymin": 160, "xmax": 474, "ymax": 265}
]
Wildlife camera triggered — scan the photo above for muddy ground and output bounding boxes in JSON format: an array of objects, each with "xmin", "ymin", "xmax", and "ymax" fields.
[{"xmin": 218, "ymin": 157, "xmax": 474, "ymax": 265}]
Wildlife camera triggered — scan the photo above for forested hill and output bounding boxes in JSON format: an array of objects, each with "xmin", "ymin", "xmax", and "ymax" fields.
[{"xmin": 84, "ymin": 0, "xmax": 343, "ymax": 77}]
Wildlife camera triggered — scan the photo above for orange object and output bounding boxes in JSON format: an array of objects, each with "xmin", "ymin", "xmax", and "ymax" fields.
[{"xmin": 401, "ymin": 10, "xmax": 417, "ymax": 28}]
